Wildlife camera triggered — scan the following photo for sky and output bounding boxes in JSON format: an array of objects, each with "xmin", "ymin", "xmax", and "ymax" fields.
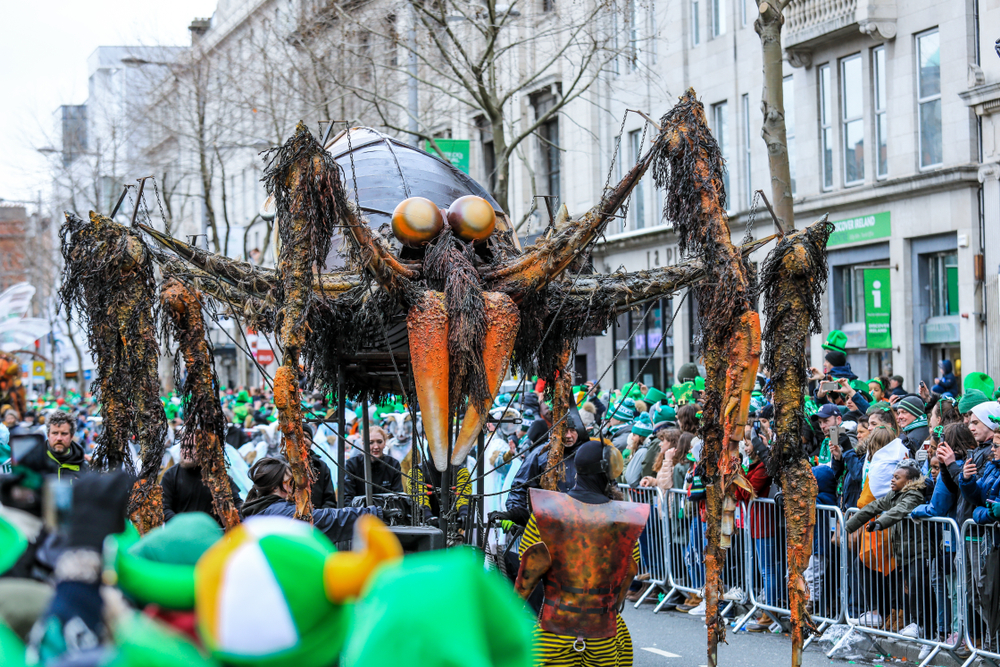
[{"xmin": 0, "ymin": 0, "xmax": 218, "ymax": 209}]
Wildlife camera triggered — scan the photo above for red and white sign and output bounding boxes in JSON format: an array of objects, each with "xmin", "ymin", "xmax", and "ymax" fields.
[{"xmin": 256, "ymin": 349, "xmax": 275, "ymax": 365}]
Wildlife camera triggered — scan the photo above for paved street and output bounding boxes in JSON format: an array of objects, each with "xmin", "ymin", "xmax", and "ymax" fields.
[{"xmin": 623, "ymin": 605, "xmax": 872, "ymax": 667}]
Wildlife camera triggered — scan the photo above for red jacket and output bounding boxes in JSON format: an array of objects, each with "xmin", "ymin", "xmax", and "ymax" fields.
[{"xmin": 734, "ymin": 461, "xmax": 774, "ymax": 538}]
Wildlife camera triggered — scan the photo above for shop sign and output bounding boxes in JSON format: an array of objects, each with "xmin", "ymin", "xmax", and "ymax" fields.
[
  {"xmin": 425, "ymin": 139, "xmax": 470, "ymax": 174},
  {"xmin": 920, "ymin": 319, "xmax": 961, "ymax": 344},
  {"xmin": 827, "ymin": 211, "xmax": 891, "ymax": 247},
  {"xmin": 863, "ymin": 268, "xmax": 892, "ymax": 349},
  {"xmin": 256, "ymin": 349, "xmax": 275, "ymax": 365}
]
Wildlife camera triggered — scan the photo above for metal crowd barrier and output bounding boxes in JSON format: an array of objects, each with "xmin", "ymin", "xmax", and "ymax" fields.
[
  {"xmin": 733, "ymin": 500, "xmax": 847, "ymax": 641},
  {"xmin": 625, "ymin": 488, "xmax": 989, "ymax": 666},
  {"xmin": 619, "ymin": 485, "xmax": 670, "ymax": 607},
  {"xmin": 960, "ymin": 520, "xmax": 999, "ymax": 667}
]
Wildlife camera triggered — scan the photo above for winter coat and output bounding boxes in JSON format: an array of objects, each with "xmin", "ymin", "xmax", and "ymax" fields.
[
  {"xmin": 846, "ymin": 477, "xmax": 929, "ymax": 563},
  {"xmin": 733, "ymin": 460, "xmax": 773, "ymax": 538},
  {"xmin": 161, "ymin": 464, "xmax": 243, "ymax": 527},
  {"xmin": 932, "ymin": 360, "xmax": 957, "ymax": 395},
  {"xmin": 240, "ymin": 494, "xmax": 381, "ymax": 543},
  {"xmin": 505, "ymin": 442, "xmax": 580, "ymax": 525},
  {"xmin": 341, "ymin": 453, "xmax": 403, "ymax": 506},
  {"xmin": 18, "ymin": 441, "xmax": 88, "ymax": 480},
  {"xmin": 830, "ymin": 432, "xmax": 863, "ymax": 511},
  {"xmin": 828, "ymin": 364, "xmax": 858, "ymax": 381},
  {"xmin": 900, "ymin": 422, "xmax": 930, "ymax": 457},
  {"xmin": 958, "ymin": 458, "xmax": 1000, "ymax": 524},
  {"xmin": 310, "ymin": 452, "xmax": 338, "ymax": 509},
  {"xmin": 941, "ymin": 458, "xmax": 977, "ymax": 527}
]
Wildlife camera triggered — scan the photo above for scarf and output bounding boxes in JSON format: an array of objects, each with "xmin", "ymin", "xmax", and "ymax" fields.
[
  {"xmin": 48, "ymin": 450, "xmax": 80, "ymax": 479},
  {"xmin": 903, "ymin": 414, "xmax": 928, "ymax": 433}
]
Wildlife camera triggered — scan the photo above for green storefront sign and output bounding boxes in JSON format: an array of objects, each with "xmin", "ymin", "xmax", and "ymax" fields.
[
  {"xmin": 863, "ymin": 268, "xmax": 892, "ymax": 349},
  {"xmin": 827, "ymin": 211, "xmax": 891, "ymax": 247},
  {"xmin": 425, "ymin": 139, "xmax": 470, "ymax": 174}
]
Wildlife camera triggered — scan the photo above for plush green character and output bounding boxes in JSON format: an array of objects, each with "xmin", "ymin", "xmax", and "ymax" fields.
[
  {"xmin": 671, "ymin": 381, "xmax": 695, "ymax": 406},
  {"xmin": 342, "ymin": 549, "xmax": 534, "ymax": 667},
  {"xmin": 963, "ymin": 372, "xmax": 995, "ymax": 400}
]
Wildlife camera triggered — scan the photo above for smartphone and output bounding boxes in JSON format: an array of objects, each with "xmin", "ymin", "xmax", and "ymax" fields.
[
  {"xmin": 819, "ymin": 381, "xmax": 841, "ymax": 393},
  {"xmin": 919, "ymin": 381, "xmax": 928, "ymax": 389},
  {"xmin": 753, "ymin": 421, "xmax": 761, "ymax": 432},
  {"xmin": 42, "ymin": 477, "xmax": 74, "ymax": 533}
]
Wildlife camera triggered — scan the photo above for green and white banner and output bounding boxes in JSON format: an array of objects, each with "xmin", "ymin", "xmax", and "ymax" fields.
[
  {"xmin": 863, "ymin": 268, "xmax": 892, "ymax": 349},
  {"xmin": 827, "ymin": 211, "xmax": 891, "ymax": 247}
]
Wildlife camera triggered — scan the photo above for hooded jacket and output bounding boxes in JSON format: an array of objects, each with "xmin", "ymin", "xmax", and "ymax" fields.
[
  {"xmin": 846, "ymin": 476, "xmax": 930, "ymax": 562},
  {"xmin": 958, "ymin": 458, "xmax": 1000, "ymax": 524},
  {"xmin": 18, "ymin": 440, "xmax": 87, "ymax": 480},
  {"xmin": 932, "ymin": 360, "xmax": 957, "ymax": 395},
  {"xmin": 505, "ymin": 442, "xmax": 580, "ymax": 525}
]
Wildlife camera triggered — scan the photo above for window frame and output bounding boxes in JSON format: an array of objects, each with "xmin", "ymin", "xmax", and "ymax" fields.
[
  {"xmin": 628, "ymin": 129, "xmax": 646, "ymax": 228},
  {"xmin": 916, "ymin": 28, "xmax": 943, "ymax": 169},
  {"xmin": 840, "ymin": 52, "xmax": 865, "ymax": 187},
  {"xmin": 873, "ymin": 45, "xmax": 888, "ymax": 178},
  {"xmin": 711, "ymin": 0, "xmax": 725, "ymax": 37},
  {"xmin": 691, "ymin": 0, "xmax": 701, "ymax": 46},
  {"xmin": 742, "ymin": 93, "xmax": 753, "ymax": 209},
  {"xmin": 711, "ymin": 101, "xmax": 730, "ymax": 208},
  {"xmin": 819, "ymin": 63, "xmax": 834, "ymax": 191},
  {"xmin": 783, "ymin": 73, "xmax": 796, "ymax": 196}
]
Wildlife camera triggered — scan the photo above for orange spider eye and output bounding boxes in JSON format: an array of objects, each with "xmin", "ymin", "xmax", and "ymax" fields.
[
  {"xmin": 391, "ymin": 197, "xmax": 445, "ymax": 247},
  {"xmin": 447, "ymin": 195, "xmax": 496, "ymax": 243}
]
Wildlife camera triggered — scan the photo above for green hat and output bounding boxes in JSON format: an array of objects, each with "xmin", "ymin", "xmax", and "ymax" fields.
[
  {"xmin": 653, "ymin": 404, "xmax": 676, "ymax": 424},
  {"xmin": 236, "ymin": 390, "xmax": 251, "ymax": 405},
  {"xmin": 676, "ymin": 362, "xmax": 701, "ymax": 383},
  {"xmin": 867, "ymin": 377, "xmax": 884, "ymax": 391},
  {"xmin": 895, "ymin": 395, "xmax": 925, "ymax": 417},
  {"xmin": 631, "ymin": 412, "xmax": 654, "ymax": 438},
  {"xmin": 822, "ymin": 330, "xmax": 848, "ymax": 354},
  {"xmin": 342, "ymin": 549, "xmax": 534, "ymax": 667},
  {"xmin": 626, "ymin": 385, "xmax": 643, "ymax": 399},
  {"xmin": 672, "ymin": 381, "xmax": 695, "ymax": 406},
  {"xmin": 849, "ymin": 380, "xmax": 873, "ymax": 403},
  {"xmin": 642, "ymin": 387, "xmax": 668, "ymax": 405},
  {"xmin": 694, "ymin": 376, "xmax": 705, "ymax": 392},
  {"xmin": 959, "ymin": 389, "xmax": 988, "ymax": 414},
  {"xmin": 963, "ymin": 373, "xmax": 995, "ymax": 399},
  {"xmin": 234, "ymin": 404, "xmax": 250, "ymax": 425},
  {"xmin": 110, "ymin": 513, "xmax": 223, "ymax": 610},
  {"xmin": 607, "ymin": 398, "xmax": 637, "ymax": 422},
  {"xmin": 866, "ymin": 401, "xmax": 893, "ymax": 416}
]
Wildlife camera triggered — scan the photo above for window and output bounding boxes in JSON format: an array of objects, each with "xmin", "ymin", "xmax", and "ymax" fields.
[
  {"xmin": 819, "ymin": 64, "xmax": 834, "ymax": 190},
  {"xmin": 841, "ymin": 54, "xmax": 864, "ymax": 185},
  {"xmin": 741, "ymin": 0, "xmax": 748, "ymax": 26},
  {"xmin": 783, "ymin": 74, "xmax": 796, "ymax": 195},
  {"xmin": 534, "ymin": 92, "xmax": 561, "ymax": 209},
  {"xmin": 917, "ymin": 29, "xmax": 942, "ymax": 168},
  {"xmin": 712, "ymin": 102, "xmax": 730, "ymax": 204},
  {"xmin": 612, "ymin": 298, "xmax": 675, "ymax": 390},
  {"xmin": 691, "ymin": 0, "xmax": 700, "ymax": 46},
  {"xmin": 478, "ymin": 117, "xmax": 496, "ymax": 193},
  {"xmin": 712, "ymin": 0, "xmax": 725, "ymax": 36},
  {"xmin": 542, "ymin": 0, "xmax": 554, "ymax": 12},
  {"xmin": 612, "ymin": 11, "xmax": 620, "ymax": 74},
  {"xmin": 628, "ymin": 0, "xmax": 639, "ymax": 71},
  {"xmin": 929, "ymin": 252, "xmax": 958, "ymax": 317},
  {"xmin": 629, "ymin": 129, "xmax": 645, "ymax": 228},
  {"xmin": 873, "ymin": 46, "xmax": 888, "ymax": 177},
  {"xmin": 743, "ymin": 93, "xmax": 753, "ymax": 208}
]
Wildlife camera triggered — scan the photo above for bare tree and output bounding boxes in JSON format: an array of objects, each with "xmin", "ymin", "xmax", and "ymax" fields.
[{"xmin": 754, "ymin": 0, "xmax": 795, "ymax": 232}]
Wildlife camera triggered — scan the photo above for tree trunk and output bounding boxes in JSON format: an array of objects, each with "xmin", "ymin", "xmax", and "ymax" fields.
[
  {"xmin": 541, "ymin": 344, "xmax": 573, "ymax": 491},
  {"xmin": 755, "ymin": 1, "xmax": 795, "ymax": 232}
]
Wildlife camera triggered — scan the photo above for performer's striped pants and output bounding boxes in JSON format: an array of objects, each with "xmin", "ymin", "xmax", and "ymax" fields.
[{"xmin": 533, "ymin": 614, "xmax": 633, "ymax": 667}]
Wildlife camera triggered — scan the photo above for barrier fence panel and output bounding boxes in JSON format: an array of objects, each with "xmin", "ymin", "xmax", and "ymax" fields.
[
  {"xmin": 826, "ymin": 509, "xmax": 965, "ymax": 666},
  {"xmin": 620, "ymin": 485, "xmax": 670, "ymax": 607},
  {"xmin": 733, "ymin": 500, "xmax": 847, "ymax": 637},
  {"xmin": 661, "ymin": 487, "xmax": 704, "ymax": 607},
  {"xmin": 960, "ymin": 520, "xmax": 1000, "ymax": 667}
]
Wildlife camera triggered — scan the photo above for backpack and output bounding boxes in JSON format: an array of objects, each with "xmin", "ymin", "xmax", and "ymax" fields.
[{"xmin": 623, "ymin": 444, "xmax": 651, "ymax": 487}]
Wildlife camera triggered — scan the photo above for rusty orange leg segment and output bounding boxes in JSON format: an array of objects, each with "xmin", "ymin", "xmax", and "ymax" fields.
[
  {"xmin": 452, "ymin": 292, "xmax": 520, "ymax": 466},
  {"xmin": 407, "ymin": 291, "xmax": 451, "ymax": 471},
  {"xmin": 274, "ymin": 364, "xmax": 313, "ymax": 521}
]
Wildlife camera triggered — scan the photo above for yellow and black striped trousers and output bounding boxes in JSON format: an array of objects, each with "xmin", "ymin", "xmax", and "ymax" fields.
[{"xmin": 533, "ymin": 614, "xmax": 633, "ymax": 667}]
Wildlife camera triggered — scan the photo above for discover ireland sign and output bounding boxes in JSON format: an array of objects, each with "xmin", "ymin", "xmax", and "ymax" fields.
[{"xmin": 827, "ymin": 211, "xmax": 891, "ymax": 247}]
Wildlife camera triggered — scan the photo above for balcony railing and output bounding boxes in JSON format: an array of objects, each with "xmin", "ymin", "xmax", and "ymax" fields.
[{"xmin": 784, "ymin": 0, "xmax": 896, "ymax": 56}]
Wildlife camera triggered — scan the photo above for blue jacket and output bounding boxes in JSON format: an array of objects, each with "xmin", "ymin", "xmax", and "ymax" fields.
[
  {"xmin": 932, "ymin": 360, "xmax": 957, "ymax": 395},
  {"xmin": 957, "ymin": 458, "xmax": 1000, "ymax": 524},
  {"xmin": 911, "ymin": 467, "xmax": 959, "ymax": 520},
  {"xmin": 242, "ymin": 496, "xmax": 382, "ymax": 542},
  {"xmin": 831, "ymin": 446, "xmax": 864, "ymax": 512},
  {"xmin": 505, "ymin": 442, "xmax": 579, "ymax": 524},
  {"xmin": 828, "ymin": 364, "xmax": 858, "ymax": 381}
]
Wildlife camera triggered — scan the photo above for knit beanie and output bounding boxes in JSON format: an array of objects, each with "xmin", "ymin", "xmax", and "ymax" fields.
[
  {"xmin": 607, "ymin": 398, "xmax": 637, "ymax": 422},
  {"xmin": 631, "ymin": 412, "xmax": 654, "ymax": 438},
  {"xmin": 895, "ymin": 394, "xmax": 925, "ymax": 417},
  {"xmin": 958, "ymin": 389, "xmax": 988, "ymax": 414},
  {"xmin": 970, "ymin": 401, "xmax": 1000, "ymax": 432},
  {"xmin": 653, "ymin": 404, "xmax": 676, "ymax": 424},
  {"xmin": 825, "ymin": 350, "xmax": 847, "ymax": 367}
]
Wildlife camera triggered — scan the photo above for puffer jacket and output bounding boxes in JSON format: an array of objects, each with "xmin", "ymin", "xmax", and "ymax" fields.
[
  {"xmin": 846, "ymin": 477, "xmax": 930, "ymax": 563},
  {"xmin": 958, "ymin": 458, "xmax": 1000, "ymax": 524}
]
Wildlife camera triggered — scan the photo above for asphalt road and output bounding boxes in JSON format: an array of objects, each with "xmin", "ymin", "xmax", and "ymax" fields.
[{"xmin": 623, "ymin": 604, "xmax": 875, "ymax": 667}]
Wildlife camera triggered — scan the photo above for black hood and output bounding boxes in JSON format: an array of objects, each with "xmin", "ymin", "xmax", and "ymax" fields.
[{"xmin": 241, "ymin": 493, "xmax": 282, "ymax": 518}]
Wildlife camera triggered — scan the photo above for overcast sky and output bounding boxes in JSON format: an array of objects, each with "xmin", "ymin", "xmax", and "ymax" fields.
[{"xmin": 0, "ymin": 0, "xmax": 218, "ymax": 209}]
